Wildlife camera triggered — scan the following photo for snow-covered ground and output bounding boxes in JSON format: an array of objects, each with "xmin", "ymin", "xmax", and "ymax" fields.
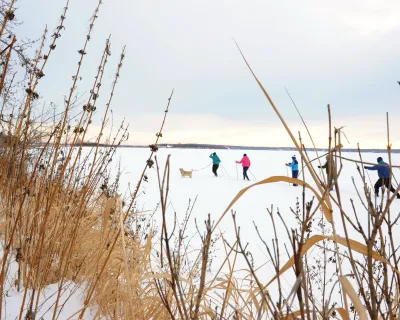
[
  {"xmin": 4, "ymin": 148, "xmax": 400, "ymax": 319},
  {"xmin": 116, "ymin": 147, "xmax": 400, "ymax": 238},
  {"xmin": 1, "ymin": 250, "xmax": 97, "ymax": 319},
  {"xmin": 115, "ymin": 148, "xmax": 400, "ymax": 284}
]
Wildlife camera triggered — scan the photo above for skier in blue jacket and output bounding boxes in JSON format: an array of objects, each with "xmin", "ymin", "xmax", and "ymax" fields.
[
  {"xmin": 286, "ymin": 155, "xmax": 299, "ymax": 186},
  {"xmin": 364, "ymin": 157, "xmax": 400, "ymax": 199}
]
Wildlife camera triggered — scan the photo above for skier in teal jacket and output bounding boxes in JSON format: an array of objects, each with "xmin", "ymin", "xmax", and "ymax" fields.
[{"xmin": 209, "ymin": 152, "xmax": 221, "ymax": 177}]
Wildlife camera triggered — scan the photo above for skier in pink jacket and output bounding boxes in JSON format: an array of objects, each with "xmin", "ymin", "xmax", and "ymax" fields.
[{"xmin": 236, "ymin": 154, "xmax": 251, "ymax": 181}]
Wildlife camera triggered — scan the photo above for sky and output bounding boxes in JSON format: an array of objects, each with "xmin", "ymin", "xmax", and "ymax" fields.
[{"xmin": 14, "ymin": 0, "xmax": 400, "ymax": 148}]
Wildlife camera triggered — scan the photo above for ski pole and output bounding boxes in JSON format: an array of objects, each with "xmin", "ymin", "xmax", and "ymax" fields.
[
  {"xmin": 222, "ymin": 165, "xmax": 230, "ymax": 178},
  {"xmin": 285, "ymin": 165, "xmax": 290, "ymax": 185},
  {"xmin": 366, "ymin": 170, "xmax": 373, "ymax": 188},
  {"xmin": 235, "ymin": 164, "xmax": 238, "ymax": 180},
  {"xmin": 392, "ymin": 174, "xmax": 399, "ymax": 189},
  {"xmin": 249, "ymin": 169, "xmax": 257, "ymax": 180}
]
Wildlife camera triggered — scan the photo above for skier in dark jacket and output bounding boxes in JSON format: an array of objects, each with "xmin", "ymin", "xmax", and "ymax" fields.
[
  {"xmin": 364, "ymin": 157, "xmax": 400, "ymax": 199},
  {"xmin": 286, "ymin": 155, "xmax": 299, "ymax": 186},
  {"xmin": 209, "ymin": 152, "xmax": 221, "ymax": 177},
  {"xmin": 318, "ymin": 155, "xmax": 336, "ymax": 191}
]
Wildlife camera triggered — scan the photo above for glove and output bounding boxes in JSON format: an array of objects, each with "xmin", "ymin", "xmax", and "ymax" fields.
[
  {"xmin": 364, "ymin": 166, "xmax": 368, "ymax": 169},
  {"xmin": 318, "ymin": 166, "xmax": 321, "ymax": 168}
]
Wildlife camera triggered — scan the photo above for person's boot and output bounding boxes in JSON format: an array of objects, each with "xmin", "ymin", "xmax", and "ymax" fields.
[{"xmin": 397, "ymin": 193, "xmax": 400, "ymax": 199}]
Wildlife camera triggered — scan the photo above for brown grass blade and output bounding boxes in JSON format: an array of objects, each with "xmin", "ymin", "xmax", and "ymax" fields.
[
  {"xmin": 234, "ymin": 40, "xmax": 328, "ymax": 201},
  {"xmin": 340, "ymin": 276, "xmax": 367, "ymax": 320},
  {"xmin": 265, "ymin": 234, "xmax": 400, "ymax": 288},
  {"xmin": 213, "ymin": 176, "xmax": 332, "ymax": 234}
]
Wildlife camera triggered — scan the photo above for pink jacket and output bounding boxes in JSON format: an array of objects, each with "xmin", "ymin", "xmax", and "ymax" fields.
[{"xmin": 236, "ymin": 156, "xmax": 251, "ymax": 167}]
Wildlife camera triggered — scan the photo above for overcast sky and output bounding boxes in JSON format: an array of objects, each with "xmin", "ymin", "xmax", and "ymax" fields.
[{"xmin": 15, "ymin": 0, "xmax": 400, "ymax": 148}]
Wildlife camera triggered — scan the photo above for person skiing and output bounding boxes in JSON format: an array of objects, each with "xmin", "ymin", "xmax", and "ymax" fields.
[
  {"xmin": 236, "ymin": 154, "xmax": 251, "ymax": 181},
  {"xmin": 364, "ymin": 157, "xmax": 400, "ymax": 199},
  {"xmin": 209, "ymin": 152, "xmax": 221, "ymax": 177},
  {"xmin": 318, "ymin": 154, "xmax": 336, "ymax": 191},
  {"xmin": 286, "ymin": 155, "xmax": 299, "ymax": 186}
]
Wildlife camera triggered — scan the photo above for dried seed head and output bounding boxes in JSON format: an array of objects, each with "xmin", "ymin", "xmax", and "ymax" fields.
[
  {"xmin": 5, "ymin": 11, "xmax": 15, "ymax": 20},
  {"xmin": 36, "ymin": 70, "xmax": 45, "ymax": 79},
  {"xmin": 149, "ymin": 144, "xmax": 158, "ymax": 152},
  {"xmin": 25, "ymin": 88, "xmax": 39, "ymax": 100},
  {"xmin": 25, "ymin": 310, "xmax": 35, "ymax": 320},
  {"xmin": 16, "ymin": 248, "xmax": 22, "ymax": 262},
  {"xmin": 146, "ymin": 159, "xmax": 154, "ymax": 168}
]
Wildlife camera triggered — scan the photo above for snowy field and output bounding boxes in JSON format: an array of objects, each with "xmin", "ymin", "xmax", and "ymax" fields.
[
  {"xmin": 4, "ymin": 148, "xmax": 400, "ymax": 319},
  {"xmin": 115, "ymin": 148, "xmax": 400, "ymax": 285}
]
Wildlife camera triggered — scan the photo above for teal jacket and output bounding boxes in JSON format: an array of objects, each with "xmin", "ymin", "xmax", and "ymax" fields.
[{"xmin": 209, "ymin": 153, "xmax": 221, "ymax": 165}]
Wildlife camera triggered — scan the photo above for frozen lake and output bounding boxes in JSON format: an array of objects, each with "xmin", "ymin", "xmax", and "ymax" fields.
[
  {"xmin": 6, "ymin": 147, "xmax": 400, "ymax": 319},
  {"xmin": 114, "ymin": 147, "xmax": 400, "ymax": 281}
]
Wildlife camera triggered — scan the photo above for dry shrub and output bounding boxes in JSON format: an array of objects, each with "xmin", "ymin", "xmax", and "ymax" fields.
[{"xmin": 0, "ymin": 1, "xmax": 171, "ymax": 319}]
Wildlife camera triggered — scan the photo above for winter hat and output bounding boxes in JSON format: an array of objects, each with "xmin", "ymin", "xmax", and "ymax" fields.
[
  {"xmin": 243, "ymin": 153, "xmax": 247, "ymax": 156},
  {"xmin": 292, "ymin": 155, "xmax": 296, "ymax": 159},
  {"xmin": 377, "ymin": 157, "xmax": 383, "ymax": 162}
]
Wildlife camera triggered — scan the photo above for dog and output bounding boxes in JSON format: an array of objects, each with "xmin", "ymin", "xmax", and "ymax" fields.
[{"xmin": 179, "ymin": 168, "xmax": 193, "ymax": 178}]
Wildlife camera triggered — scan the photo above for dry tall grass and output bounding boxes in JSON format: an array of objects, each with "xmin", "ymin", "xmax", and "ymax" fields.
[
  {"xmin": 0, "ymin": 1, "xmax": 171, "ymax": 319},
  {"xmin": 0, "ymin": 1, "xmax": 399, "ymax": 320}
]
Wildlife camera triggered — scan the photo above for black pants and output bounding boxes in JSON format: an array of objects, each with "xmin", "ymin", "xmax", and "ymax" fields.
[
  {"xmin": 292, "ymin": 170, "xmax": 299, "ymax": 186},
  {"xmin": 212, "ymin": 164, "xmax": 219, "ymax": 176},
  {"xmin": 243, "ymin": 167, "xmax": 250, "ymax": 180},
  {"xmin": 374, "ymin": 178, "xmax": 397, "ymax": 196}
]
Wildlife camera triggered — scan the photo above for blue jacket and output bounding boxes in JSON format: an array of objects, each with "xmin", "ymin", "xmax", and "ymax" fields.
[
  {"xmin": 365, "ymin": 160, "xmax": 390, "ymax": 178},
  {"xmin": 209, "ymin": 153, "xmax": 221, "ymax": 165},
  {"xmin": 288, "ymin": 159, "xmax": 299, "ymax": 171}
]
